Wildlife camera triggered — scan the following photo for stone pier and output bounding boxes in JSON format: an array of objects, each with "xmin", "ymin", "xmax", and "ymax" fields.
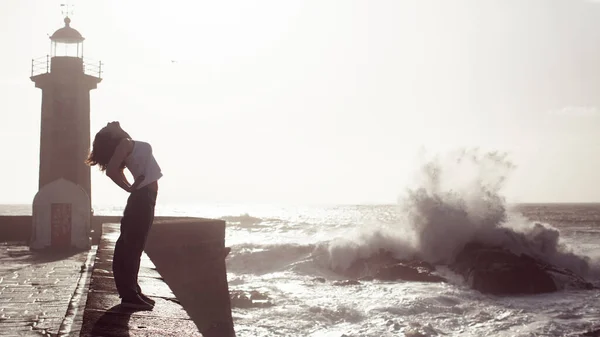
[{"xmin": 0, "ymin": 216, "xmax": 236, "ymax": 336}]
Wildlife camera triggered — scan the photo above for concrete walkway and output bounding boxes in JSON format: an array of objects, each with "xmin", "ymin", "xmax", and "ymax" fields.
[
  {"xmin": 0, "ymin": 242, "xmax": 95, "ymax": 336},
  {"xmin": 79, "ymin": 224, "xmax": 201, "ymax": 336}
]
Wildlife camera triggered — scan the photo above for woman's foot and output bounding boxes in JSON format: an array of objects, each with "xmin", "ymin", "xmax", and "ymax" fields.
[
  {"xmin": 139, "ymin": 292, "xmax": 156, "ymax": 306},
  {"xmin": 121, "ymin": 294, "xmax": 154, "ymax": 311}
]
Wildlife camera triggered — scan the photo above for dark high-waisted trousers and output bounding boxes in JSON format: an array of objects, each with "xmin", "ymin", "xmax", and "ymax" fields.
[{"xmin": 113, "ymin": 185, "xmax": 157, "ymax": 299}]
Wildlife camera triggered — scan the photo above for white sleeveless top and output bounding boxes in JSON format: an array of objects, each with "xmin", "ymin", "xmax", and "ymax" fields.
[{"xmin": 124, "ymin": 140, "xmax": 163, "ymax": 190}]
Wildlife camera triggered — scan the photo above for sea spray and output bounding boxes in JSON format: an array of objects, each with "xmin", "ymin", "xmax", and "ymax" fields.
[
  {"xmin": 320, "ymin": 227, "xmax": 417, "ymax": 271},
  {"xmin": 319, "ymin": 148, "xmax": 597, "ymax": 279},
  {"xmin": 401, "ymin": 149, "xmax": 513, "ymax": 264},
  {"xmin": 486, "ymin": 214, "xmax": 593, "ymax": 277}
]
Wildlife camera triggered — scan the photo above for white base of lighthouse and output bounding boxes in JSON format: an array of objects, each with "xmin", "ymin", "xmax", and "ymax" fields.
[{"xmin": 30, "ymin": 178, "xmax": 91, "ymax": 250}]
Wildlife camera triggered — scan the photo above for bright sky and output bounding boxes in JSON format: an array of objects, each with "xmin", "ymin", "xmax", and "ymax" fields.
[{"xmin": 1, "ymin": 0, "xmax": 600, "ymax": 206}]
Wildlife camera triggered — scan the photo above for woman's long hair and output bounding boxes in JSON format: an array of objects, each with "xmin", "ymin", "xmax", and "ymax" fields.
[{"xmin": 85, "ymin": 128, "xmax": 131, "ymax": 171}]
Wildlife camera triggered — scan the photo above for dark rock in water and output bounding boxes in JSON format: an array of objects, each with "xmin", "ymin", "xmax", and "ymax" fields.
[
  {"xmin": 341, "ymin": 249, "xmax": 400, "ymax": 279},
  {"xmin": 451, "ymin": 242, "xmax": 595, "ymax": 295},
  {"xmin": 230, "ymin": 291, "xmax": 253, "ymax": 308},
  {"xmin": 544, "ymin": 265, "xmax": 596, "ymax": 291},
  {"xmin": 334, "ymin": 244, "xmax": 596, "ymax": 296},
  {"xmin": 452, "ymin": 242, "xmax": 556, "ymax": 294},
  {"xmin": 374, "ymin": 263, "xmax": 446, "ymax": 283},
  {"xmin": 333, "ymin": 280, "xmax": 361, "ymax": 286},
  {"xmin": 312, "ymin": 277, "xmax": 326, "ymax": 283},
  {"xmin": 230, "ymin": 290, "xmax": 273, "ymax": 308},
  {"xmin": 341, "ymin": 250, "xmax": 446, "ymax": 283},
  {"xmin": 249, "ymin": 290, "xmax": 269, "ymax": 300},
  {"xmin": 582, "ymin": 328, "xmax": 600, "ymax": 337}
]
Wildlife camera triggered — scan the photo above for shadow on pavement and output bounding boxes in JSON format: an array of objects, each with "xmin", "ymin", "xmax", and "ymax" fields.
[
  {"xmin": 1, "ymin": 242, "xmax": 84, "ymax": 264},
  {"xmin": 90, "ymin": 305, "xmax": 133, "ymax": 337}
]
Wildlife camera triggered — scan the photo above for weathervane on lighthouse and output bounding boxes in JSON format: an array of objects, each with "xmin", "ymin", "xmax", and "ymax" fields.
[{"xmin": 60, "ymin": 2, "xmax": 74, "ymax": 17}]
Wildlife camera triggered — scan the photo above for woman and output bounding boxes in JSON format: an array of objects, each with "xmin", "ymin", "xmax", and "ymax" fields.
[{"xmin": 86, "ymin": 121, "xmax": 162, "ymax": 310}]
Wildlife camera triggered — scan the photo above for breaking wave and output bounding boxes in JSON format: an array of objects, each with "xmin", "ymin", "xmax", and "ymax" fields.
[
  {"xmin": 226, "ymin": 242, "xmax": 316, "ymax": 275},
  {"xmin": 317, "ymin": 149, "xmax": 599, "ymax": 279}
]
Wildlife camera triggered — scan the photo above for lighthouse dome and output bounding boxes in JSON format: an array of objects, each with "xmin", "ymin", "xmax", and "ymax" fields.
[{"xmin": 50, "ymin": 17, "xmax": 84, "ymax": 43}]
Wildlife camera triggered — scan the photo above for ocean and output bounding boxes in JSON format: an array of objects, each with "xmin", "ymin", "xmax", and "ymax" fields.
[
  {"xmin": 2, "ymin": 153, "xmax": 599, "ymax": 336},
  {"xmin": 2, "ymin": 202, "xmax": 599, "ymax": 337}
]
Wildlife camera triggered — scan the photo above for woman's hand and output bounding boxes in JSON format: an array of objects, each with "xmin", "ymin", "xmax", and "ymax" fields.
[{"xmin": 128, "ymin": 175, "xmax": 146, "ymax": 192}]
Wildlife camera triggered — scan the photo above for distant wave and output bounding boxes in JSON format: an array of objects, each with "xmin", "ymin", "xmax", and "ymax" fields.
[
  {"xmin": 0, "ymin": 204, "xmax": 31, "ymax": 216},
  {"xmin": 220, "ymin": 213, "xmax": 264, "ymax": 226},
  {"xmin": 219, "ymin": 213, "xmax": 296, "ymax": 231},
  {"xmin": 226, "ymin": 242, "xmax": 317, "ymax": 275},
  {"xmin": 315, "ymin": 149, "xmax": 599, "ymax": 279}
]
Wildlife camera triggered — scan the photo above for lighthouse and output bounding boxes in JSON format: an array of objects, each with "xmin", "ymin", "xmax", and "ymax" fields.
[{"xmin": 29, "ymin": 16, "xmax": 102, "ymax": 250}]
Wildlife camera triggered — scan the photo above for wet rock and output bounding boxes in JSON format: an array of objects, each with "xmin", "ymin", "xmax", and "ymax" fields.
[
  {"xmin": 341, "ymin": 249, "xmax": 400, "ymax": 279},
  {"xmin": 582, "ymin": 328, "xmax": 600, "ymax": 337},
  {"xmin": 450, "ymin": 241, "xmax": 597, "ymax": 295},
  {"xmin": 249, "ymin": 290, "xmax": 268, "ymax": 300},
  {"xmin": 451, "ymin": 242, "xmax": 557, "ymax": 295},
  {"xmin": 312, "ymin": 277, "xmax": 326, "ymax": 283},
  {"xmin": 374, "ymin": 261, "xmax": 446, "ymax": 283},
  {"xmin": 334, "ymin": 243, "xmax": 596, "ymax": 296},
  {"xmin": 545, "ymin": 266, "xmax": 596, "ymax": 290},
  {"xmin": 333, "ymin": 280, "xmax": 361, "ymax": 286},
  {"xmin": 230, "ymin": 290, "xmax": 273, "ymax": 308},
  {"xmin": 229, "ymin": 291, "xmax": 252, "ymax": 308},
  {"xmin": 342, "ymin": 250, "xmax": 446, "ymax": 283}
]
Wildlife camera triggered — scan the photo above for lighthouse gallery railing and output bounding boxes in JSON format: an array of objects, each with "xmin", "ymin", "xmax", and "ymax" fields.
[{"xmin": 31, "ymin": 55, "xmax": 103, "ymax": 79}]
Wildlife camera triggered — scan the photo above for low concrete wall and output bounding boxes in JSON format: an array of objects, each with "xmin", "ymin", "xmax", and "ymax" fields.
[
  {"xmin": 0, "ymin": 215, "xmax": 118, "ymax": 243},
  {"xmin": 1, "ymin": 215, "xmax": 225, "ymax": 245},
  {"xmin": 0, "ymin": 216, "xmax": 32, "ymax": 242},
  {"xmin": 144, "ymin": 217, "xmax": 236, "ymax": 336},
  {"xmin": 91, "ymin": 216, "xmax": 220, "ymax": 244}
]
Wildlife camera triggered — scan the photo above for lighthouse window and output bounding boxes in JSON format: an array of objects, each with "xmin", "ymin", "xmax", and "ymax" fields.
[{"xmin": 54, "ymin": 42, "xmax": 80, "ymax": 58}]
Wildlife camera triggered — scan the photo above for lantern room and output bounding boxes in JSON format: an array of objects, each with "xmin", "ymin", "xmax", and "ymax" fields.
[{"xmin": 50, "ymin": 17, "xmax": 84, "ymax": 58}]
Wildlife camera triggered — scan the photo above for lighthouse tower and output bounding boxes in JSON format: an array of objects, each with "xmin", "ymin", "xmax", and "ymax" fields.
[
  {"xmin": 31, "ymin": 16, "xmax": 102, "ymax": 198},
  {"xmin": 29, "ymin": 16, "xmax": 102, "ymax": 250}
]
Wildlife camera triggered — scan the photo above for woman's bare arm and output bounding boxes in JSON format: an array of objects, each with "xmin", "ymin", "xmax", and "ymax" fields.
[{"xmin": 106, "ymin": 139, "xmax": 134, "ymax": 192}]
